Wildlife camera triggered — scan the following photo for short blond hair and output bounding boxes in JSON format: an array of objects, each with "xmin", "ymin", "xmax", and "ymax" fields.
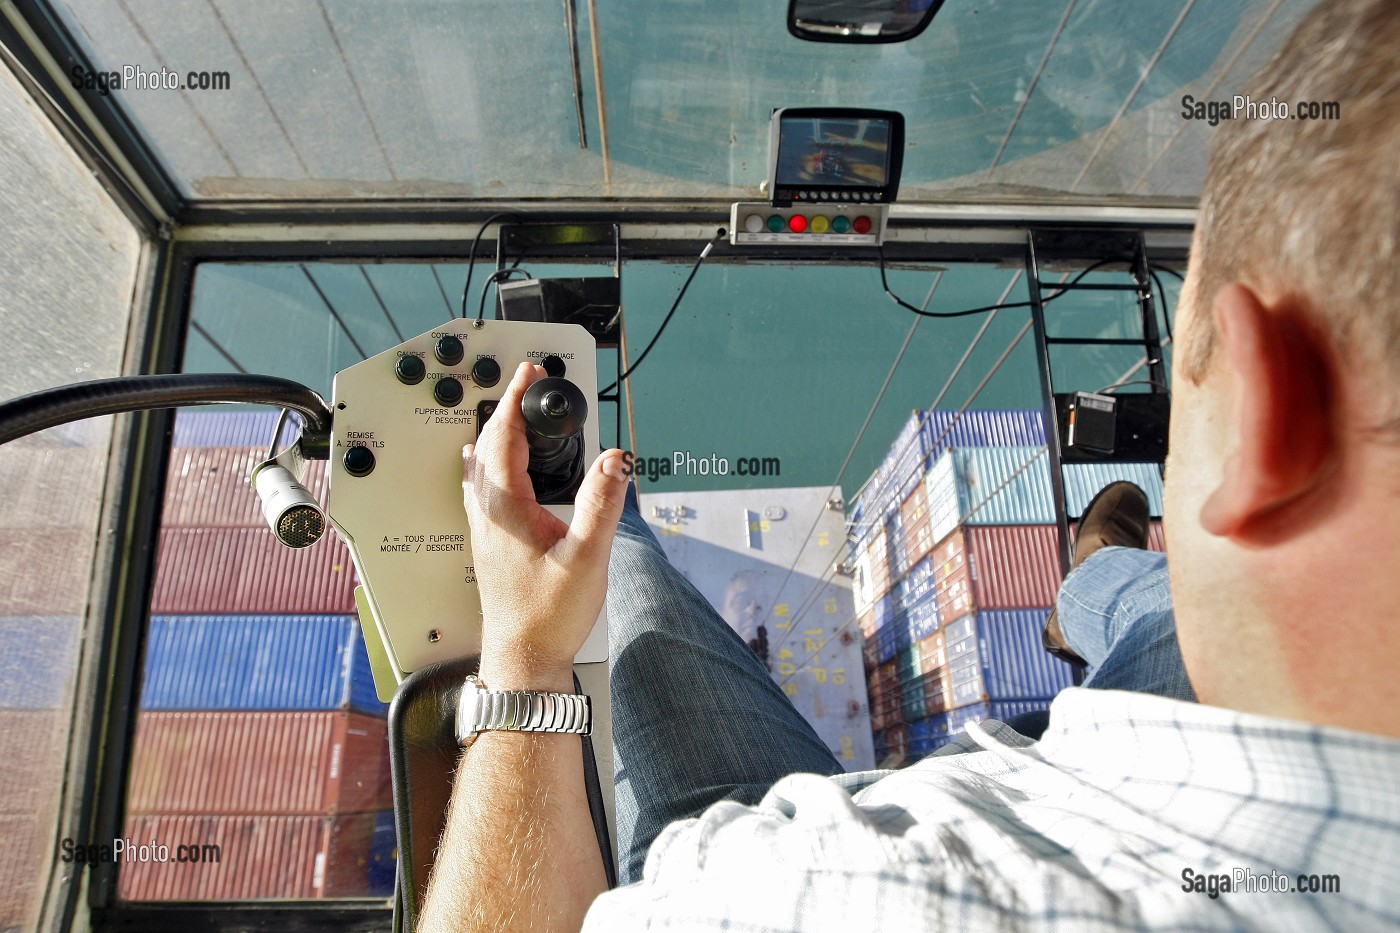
[{"xmin": 1183, "ymin": 0, "xmax": 1400, "ymax": 426}]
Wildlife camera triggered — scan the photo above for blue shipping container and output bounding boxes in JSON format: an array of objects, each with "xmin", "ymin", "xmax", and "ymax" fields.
[
  {"xmin": 946, "ymin": 699, "xmax": 1053, "ymax": 736},
  {"xmin": 367, "ymin": 810, "xmax": 397, "ymax": 897},
  {"xmin": 943, "ymin": 610, "xmax": 1073, "ymax": 708},
  {"xmin": 142, "ymin": 615, "xmax": 387, "ymax": 715},
  {"xmin": 907, "ymin": 592, "xmax": 939, "ymax": 642},
  {"xmin": 171, "ymin": 409, "xmax": 304, "ymax": 449},
  {"xmin": 0, "ymin": 616, "xmax": 80, "ymax": 709},
  {"xmin": 925, "ymin": 410, "xmax": 1047, "ymax": 460},
  {"xmin": 924, "ymin": 447, "xmax": 1057, "ymax": 546},
  {"xmin": 1063, "ymin": 462, "xmax": 1166, "ymax": 518}
]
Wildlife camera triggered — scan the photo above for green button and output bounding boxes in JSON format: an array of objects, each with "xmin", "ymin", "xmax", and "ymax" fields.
[
  {"xmin": 767, "ymin": 215, "xmax": 785, "ymax": 233},
  {"xmin": 832, "ymin": 216, "xmax": 852, "ymax": 234}
]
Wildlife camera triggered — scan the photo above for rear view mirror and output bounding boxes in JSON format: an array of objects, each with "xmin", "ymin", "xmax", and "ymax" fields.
[{"xmin": 787, "ymin": 0, "xmax": 945, "ymax": 44}]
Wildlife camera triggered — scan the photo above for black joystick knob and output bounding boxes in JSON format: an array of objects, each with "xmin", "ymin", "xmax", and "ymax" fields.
[
  {"xmin": 522, "ymin": 377, "xmax": 587, "ymax": 441},
  {"xmin": 471, "ymin": 357, "xmax": 501, "ymax": 388},
  {"xmin": 521, "ymin": 377, "xmax": 588, "ymax": 504},
  {"xmin": 435, "ymin": 335, "xmax": 465, "ymax": 367}
]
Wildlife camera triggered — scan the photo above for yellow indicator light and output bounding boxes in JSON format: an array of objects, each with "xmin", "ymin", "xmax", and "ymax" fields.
[{"xmin": 809, "ymin": 215, "xmax": 831, "ymax": 234}]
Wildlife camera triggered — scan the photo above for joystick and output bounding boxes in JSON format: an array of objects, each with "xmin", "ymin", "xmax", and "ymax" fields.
[{"xmin": 521, "ymin": 376, "xmax": 588, "ymax": 504}]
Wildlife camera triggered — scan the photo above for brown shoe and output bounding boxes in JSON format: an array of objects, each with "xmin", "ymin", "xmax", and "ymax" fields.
[{"xmin": 1043, "ymin": 481, "xmax": 1151, "ymax": 666}]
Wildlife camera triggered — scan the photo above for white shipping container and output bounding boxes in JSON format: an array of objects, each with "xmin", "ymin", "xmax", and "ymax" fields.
[
  {"xmin": 642, "ymin": 486, "xmax": 874, "ymax": 771},
  {"xmin": 924, "ymin": 446, "xmax": 1056, "ymax": 544}
]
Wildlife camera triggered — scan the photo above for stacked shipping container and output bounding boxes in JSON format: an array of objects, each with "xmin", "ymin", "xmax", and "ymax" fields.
[
  {"xmin": 852, "ymin": 410, "xmax": 1166, "ymax": 766},
  {"xmin": 119, "ymin": 411, "xmax": 394, "ymax": 902}
]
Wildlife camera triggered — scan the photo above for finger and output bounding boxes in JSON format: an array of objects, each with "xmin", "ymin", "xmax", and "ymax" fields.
[
  {"xmin": 476, "ymin": 362, "xmax": 544, "ymax": 498},
  {"xmin": 561, "ymin": 449, "xmax": 631, "ymax": 567}
]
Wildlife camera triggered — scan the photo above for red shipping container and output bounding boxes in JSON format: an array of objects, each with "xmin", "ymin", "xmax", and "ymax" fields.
[
  {"xmin": 928, "ymin": 527, "xmax": 969, "ymax": 590},
  {"xmin": 857, "ymin": 609, "xmax": 877, "ymax": 638},
  {"xmin": 921, "ymin": 668, "xmax": 953, "ymax": 716},
  {"xmin": 899, "ymin": 488, "xmax": 934, "ymax": 565},
  {"xmin": 128, "ymin": 711, "xmax": 391, "ymax": 816},
  {"xmin": 917, "ymin": 632, "xmax": 945, "ymax": 675},
  {"xmin": 1070, "ymin": 520, "xmax": 1166, "ymax": 554},
  {"xmin": 150, "ymin": 527, "xmax": 357, "ymax": 614},
  {"xmin": 0, "ymin": 528, "xmax": 95, "ymax": 616},
  {"xmin": 0, "ymin": 710, "xmax": 63, "ymax": 815},
  {"xmin": 0, "ymin": 814, "xmax": 48, "ymax": 928},
  {"xmin": 118, "ymin": 812, "xmax": 384, "ymax": 901},
  {"xmin": 163, "ymin": 447, "xmax": 330, "ymax": 528},
  {"xmin": 934, "ymin": 525, "xmax": 1060, "ymax": 614},
  {"xmin": 0, "ymin": 445, "xmax": 106, "ymax": 529}
]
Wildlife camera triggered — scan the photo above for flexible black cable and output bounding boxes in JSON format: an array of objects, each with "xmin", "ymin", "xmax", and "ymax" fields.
[
  {"xmin": 600, "ymin": 232, "xmax": 722, "ymax": 396},
  {"xmin": 1150, "ymin": 270, "xmax": 1175, "ymax": 343},
  {"xmin": 459, "ymin": 211, "xmax": 521, "ymax": 318},
  {"xmin": 477, "ymin": 267, "xmax": 535, "ymax": 322},
  {"xmin": 1151, "ymin": 264, "xmax": 1185, "ymax": 282},
  {"xmin": 0, "ymin": 374, "xmax": 333, "ymax": 450},
  {"xmin": 878, "ymin": 251, "xmax": 1121, "ymax": 318}
]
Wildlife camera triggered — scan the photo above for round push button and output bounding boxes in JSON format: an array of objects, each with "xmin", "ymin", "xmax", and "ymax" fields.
[
  {"xmin": 744, "ymin": 214, "xmax": 764, "ymax": 234},
  {"xmin": 343, "ymin": 445, "xmax": 376, "ymax": 477},
  {"xmin": 831, "ymin": 215, "xmax": 852, "ymax": 234},
  {"xmin": 853, "ymin": 215, "xmax": 873, "ymax": 235},
  {"xmin": 540, "ymin": 355, "xmax": 567, "ymax": 378},
  {"xmin": 471, "ymin": 357, "xmax": 501, "ymax": 387},
  {"xmin": 435, "ymin": 335, "xmax": 465, "ymax": 367},
  {"xmin": 395, "ymin": 355, "xmax": 426, "ymax": 385},
  {"xmin": 434, "ymin": 377, "xmax": 465, "ymax": 408}
]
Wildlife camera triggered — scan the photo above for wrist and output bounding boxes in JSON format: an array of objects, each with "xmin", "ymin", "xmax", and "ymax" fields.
[{"xmin": 477, "ymin": 653, "xmax": 575, "ymax": 693}]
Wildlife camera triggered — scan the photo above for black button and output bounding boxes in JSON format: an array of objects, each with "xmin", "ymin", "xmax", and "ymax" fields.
[
  {"xmin": 471, "ymin": 357, "xmax": 501, "ymax": 387},
  {"xmin": 343, "ymin": 445, "xmax": 376, "ymax": 477},
  {"xmin": 540, "ymin": 355, "xmax": 566, "ymax": 378},
  {"xmin": 435, "ymin": 335, "xmax": 465, "ymax": 367},
  {"xmin": 434, "ymin": 377, "xmax": 464, "ymax": 408},
  {"xmin": 395, "ymin": 355, "xmax": 426, "ymax": 385}
]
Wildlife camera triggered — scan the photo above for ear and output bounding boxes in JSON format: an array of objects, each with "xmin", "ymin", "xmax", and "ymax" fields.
[{"xmin": 1199, "ymin": 283, "xmax": 1337, "ymax": 538}]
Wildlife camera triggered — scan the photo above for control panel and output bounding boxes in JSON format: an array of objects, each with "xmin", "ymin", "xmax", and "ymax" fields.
[
  {"xmin": 325, "ymin": 319, "xmax": 604, "ymax": 687},
  {"xmin": 729, "ymin": 201, "xmax": 888, "ymax": 247}
]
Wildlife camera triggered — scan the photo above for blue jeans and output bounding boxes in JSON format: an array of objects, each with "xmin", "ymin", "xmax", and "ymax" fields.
[
  {"xmin": 607, "ymin": 489, "xmax": 1192, "ymax": 883},
  {"xmin": 607, "ymin": 485, "xmax": 844, "ymax": 884},
  {"xmin": 1054, "ymin": 547, "xmax": 1195, "ymax": 703}
]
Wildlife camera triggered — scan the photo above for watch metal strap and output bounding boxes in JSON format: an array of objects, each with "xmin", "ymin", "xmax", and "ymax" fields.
[
  {"xmin": 474, "ymin": 689, "xmax": 591, "ymax": 734},
  {"xmin": 458, "ymin": 676, "xmax": 591, "ymax": 746}
]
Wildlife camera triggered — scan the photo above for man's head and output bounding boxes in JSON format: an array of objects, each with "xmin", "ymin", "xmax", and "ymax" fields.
[{"xmin": 1165, "ymin": 0, "xmax": 1400, "ymax": 735}]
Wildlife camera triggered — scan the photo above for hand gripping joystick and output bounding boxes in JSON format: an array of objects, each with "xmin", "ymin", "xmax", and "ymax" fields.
[{"xmin": 521, "ymin": 376, "xmax": 589, "ymax": 504}]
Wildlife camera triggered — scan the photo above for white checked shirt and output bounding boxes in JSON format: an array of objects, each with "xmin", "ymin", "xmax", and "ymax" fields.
[{"xmin": 583, "ymin": 688, "xmax": 1400, "ymax": 931}]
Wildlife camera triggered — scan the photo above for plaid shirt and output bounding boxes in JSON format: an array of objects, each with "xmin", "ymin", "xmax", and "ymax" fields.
[{"xmin": 583, "ymin": 688, "xmax": 1400, "ymax": 931}]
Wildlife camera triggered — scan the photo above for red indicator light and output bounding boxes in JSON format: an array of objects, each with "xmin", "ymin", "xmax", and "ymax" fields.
[
  {"xmin": 852, "ymin": 215, "xmax": 873, "ymax": 235},
  {"xmin": 788, "ymin": 215, "xmax": 808, "ymax": 233}
]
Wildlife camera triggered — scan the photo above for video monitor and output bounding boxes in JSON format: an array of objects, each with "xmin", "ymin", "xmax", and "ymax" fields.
[{"xmin": 767, "ymin": 107, "xmax": 905, "ymax": 206}]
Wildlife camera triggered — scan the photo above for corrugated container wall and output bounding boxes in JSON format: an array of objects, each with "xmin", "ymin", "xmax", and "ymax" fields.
[
  {"xmin": 162, "ymin": 446, "xmax": 330, "ymax": 527},
  {"xmin": 128, "ymin": 711, "xmax": 391, "ymax": 815},
  {"xmin": 118, "ymin": 811, "xmax": 394, "ymax": 900},
  {"xmin": 1063, "ymin": 462, "xmax": 1165, "ymax": 517},
  {"xmin": 942, "ymin": 611, "xmax": 1074, "ymax": 707},
  {"xmin": 923, "ymin": 446, "xmax": 1056, "ymax": 545},
  {"xmin": 150, "ymin": 527, "xmax": 357, "ymax": 615},
  {"xmin": 171, "ymin": 410, "xmax": 303, "ymax": 449},
  {"xmin": 141, "ymin": 615, "xmax": 386, "ymax": 715},
  {"xmin": 0, "ymin": 616, "xmax": 81, "ymax": 708}
]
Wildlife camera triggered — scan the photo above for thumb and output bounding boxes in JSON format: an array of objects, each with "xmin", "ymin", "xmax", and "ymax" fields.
[{"xmin": 562, "ymin": 449, "xmax": 631, "ymax": 565}]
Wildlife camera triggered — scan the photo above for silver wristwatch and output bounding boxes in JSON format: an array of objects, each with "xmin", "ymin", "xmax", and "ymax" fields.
[{"xmin": 455, "ymin": 674, "xmax": 592, "ymax": 747}]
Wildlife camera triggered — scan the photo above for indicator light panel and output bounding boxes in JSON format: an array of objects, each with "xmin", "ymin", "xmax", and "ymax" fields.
[{"xmin": 729, "ymin": 202, "xmax": 888, "ymax": 247}]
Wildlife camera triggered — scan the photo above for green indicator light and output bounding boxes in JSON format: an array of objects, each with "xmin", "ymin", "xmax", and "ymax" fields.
[
  {"xmin": 767, "ymin": 215, "xmax": 785, "ymax": 233},
  {"xmin": 831, "ymin": 216, "xmax": 852, "ymax": 234}
]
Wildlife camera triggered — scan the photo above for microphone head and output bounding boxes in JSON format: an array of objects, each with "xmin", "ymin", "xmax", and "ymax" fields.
[{"xmin": 253, "ymin": 463, "xmax": 325, "ymax": 548}]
